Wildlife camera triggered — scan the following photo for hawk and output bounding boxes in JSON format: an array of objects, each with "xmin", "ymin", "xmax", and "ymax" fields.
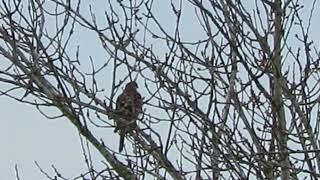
[{"xmin": 115, "ymin": 81, "xmax": 143, "ymax": 152}]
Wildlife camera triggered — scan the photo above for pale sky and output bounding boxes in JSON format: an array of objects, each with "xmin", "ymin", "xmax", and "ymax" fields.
[{"xmin": 1, "ymin": 1, "xmax": 320, "ymax": 179}]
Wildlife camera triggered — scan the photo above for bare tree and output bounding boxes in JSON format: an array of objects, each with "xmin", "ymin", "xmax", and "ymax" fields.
[{"xmin": 1, "ymin": 0, "xmax": 320, "ymax": 179}]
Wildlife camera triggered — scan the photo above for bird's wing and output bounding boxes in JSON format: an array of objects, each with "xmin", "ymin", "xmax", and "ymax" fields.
[
  {"xmin": 134, "ymin": 92, "xmax": 143, "ymax": 113},
  {"xmin": 116, "ymin": 91, "xmax": 128, "ymax": 109}
]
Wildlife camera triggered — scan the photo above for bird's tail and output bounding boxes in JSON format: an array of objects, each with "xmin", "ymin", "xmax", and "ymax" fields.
[{"xmin": 119, "ymin": 131, "xmax": 125, "ymax": 152}]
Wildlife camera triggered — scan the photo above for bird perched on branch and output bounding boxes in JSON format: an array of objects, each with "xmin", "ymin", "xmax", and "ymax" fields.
[{"xmin": 115, "ymin": 81, "xmax": 143, "ymax": 152}]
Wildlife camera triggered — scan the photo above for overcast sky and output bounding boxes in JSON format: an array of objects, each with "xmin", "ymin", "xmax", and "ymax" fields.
[{"xmin": 1, "ymin": 1, "xmax": 320, "ymax": 179}]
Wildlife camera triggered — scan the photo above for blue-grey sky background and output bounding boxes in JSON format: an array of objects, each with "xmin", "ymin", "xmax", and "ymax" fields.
[
  {"xmin": 0, "ymin": 1, "xmax": 177, "ymax": 179},
  {"xmin": 1, "ymin": 1, "xmax": 320, "ymax": 179}
]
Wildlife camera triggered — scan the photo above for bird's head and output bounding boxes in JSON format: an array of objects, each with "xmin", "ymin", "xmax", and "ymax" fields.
[{"xmin": 125, "ymin": 81, "xmax": 138, "ymax": 91}]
